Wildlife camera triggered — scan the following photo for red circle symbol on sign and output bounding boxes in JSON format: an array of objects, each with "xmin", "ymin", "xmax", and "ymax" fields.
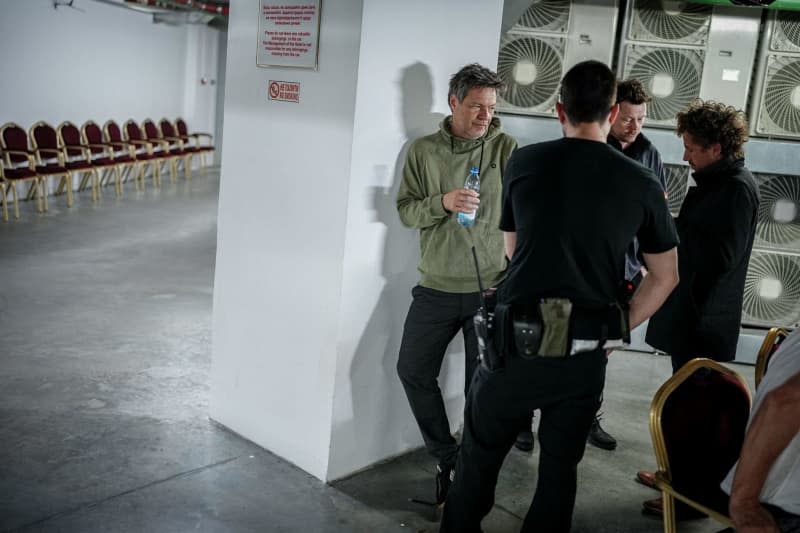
[{"xmin": 269, "ymin": 81, "xmax": 280, "ymax": 99}]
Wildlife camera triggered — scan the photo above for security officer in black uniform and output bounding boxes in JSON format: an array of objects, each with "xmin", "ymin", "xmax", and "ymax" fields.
[{"xmin": 440, "ymin": 61, "xmax": 680, "ymax": 533}]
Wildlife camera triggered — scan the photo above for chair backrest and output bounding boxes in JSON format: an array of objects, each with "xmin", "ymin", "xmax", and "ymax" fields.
[
  {"xmin": 57, "ymin": 121, "xmax": 84, "ymax": 158},
  {"xmin": 142, "ymin": 118, "xmax": 162, "ymax": 141},
  {"xmin": 650, "ymin": 358, "xmax": 751, "ymax": 514},
  {"xmin": 755, "ymin": 327, "xmax": 790, "ymax": 389},
  {"xmin": 0, "ymin": 122, "xmax": 30, "ymax": 164},
  {"xmin": 104, "ymin": 120, "xmax": 124, "ymax": 143},
  {"xmin": 82, "ymin": 120, "xmax": 103, "ymax": 144},
  {"xmin": 124, "ymin": 120, "xmax": 144, "ymax": 142},
  {"xmin": 159, "ymin": 118, "xmax": 177, "ymax": 137},
  {"xmin": 175, "ymin": 117, "xmax": 188, "ymax": 136},
  {"xmin": 30, "ymin": 121, "xmax": 60, "ymax": 151}
]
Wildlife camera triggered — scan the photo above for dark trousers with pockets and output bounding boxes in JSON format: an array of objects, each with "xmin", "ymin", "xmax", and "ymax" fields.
[
  {"xmin": 441, "ymin": 350, "xmax": 607, "ymax": 533},
  {"xmin": 397, "ymin": 285, "xmax": 481, "ymax": 466}
]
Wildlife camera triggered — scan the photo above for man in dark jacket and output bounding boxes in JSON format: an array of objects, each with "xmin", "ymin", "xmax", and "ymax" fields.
[
  {"xmin": 638, "ymin": 99, "xmax": 760, "ymax": 519},
  {"xmin": 587, "ymin": 78, "xmax": 669, "ymax": 452}
]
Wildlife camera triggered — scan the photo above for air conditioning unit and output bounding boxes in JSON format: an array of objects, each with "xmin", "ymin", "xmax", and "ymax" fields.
[
  {"xmin": 497, "ymin": 0, "xmax": 619, "ymax": 117},
  {"xmin": 751, "ymin": 11, "xmax": 800, "ymax": 139},
  {"xmin": 753, "ymin": 172, "xmax": 800, "ymax": 252},
  {"xmin": 619, "ymin": 0, "xmax": 761, "ymax": 128},
  {"xmin": 664, "ymin": 163, "xmax": 690, "ymax": 215},
  {"xmin": 742, "ymin": 249, "xmax": 800, "ymax": 328}
]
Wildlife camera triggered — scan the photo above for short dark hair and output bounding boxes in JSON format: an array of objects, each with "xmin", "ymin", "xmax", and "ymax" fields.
[
  {"xmin": 448, "ymin": 63, "xmax": 505, "ymax": 103},
  {"xmin": 558, "ymin": 60, "xmax": 617, "ymax": 125},
  {"xmin": 616, "ymin": 78, "xmax": 650, "ymax": 105},
  {"xmin": 676, "ymin": 99, "xmax": 748, "ymax": 159}
]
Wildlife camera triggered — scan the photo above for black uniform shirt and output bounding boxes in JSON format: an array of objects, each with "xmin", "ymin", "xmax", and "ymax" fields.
[{"xmin": 498, "ymin": 137, "xmax": 678, "ymax": 308}]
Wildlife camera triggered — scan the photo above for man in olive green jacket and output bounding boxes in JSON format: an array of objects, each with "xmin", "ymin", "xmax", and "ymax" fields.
[{"xmin": 396, "ymin": 63, "xmax": 517, "ymax": 506}]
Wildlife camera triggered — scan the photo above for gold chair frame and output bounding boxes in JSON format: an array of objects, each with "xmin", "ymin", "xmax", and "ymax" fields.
[
  {"xmin": 754, "ymin": 327, "xmax": 790, "ymax": 390},
  {"xmin": 0, "ymin": 122, "xmax": 45, "ymax": 220},
  {"xmin": 103, "ymin": 120, "xmax": 152, "ymax": 190},
  {"xmin": 649, "ymin": 357, "xmax": 752, "ymax": 533},
  {"xmin": 29, "ymin": 121, "xmax": 74, "ymax": 210}
]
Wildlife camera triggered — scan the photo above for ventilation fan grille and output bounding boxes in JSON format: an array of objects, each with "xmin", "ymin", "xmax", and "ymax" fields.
[
  {"xmin": 753, "ymin": 173, "xmax": 800, "ymax": 251},
  {"xmin": 512, "ymin": 0, "xmax": 572, "ymax": 34},
  {"xmin": 664, "ymin": 164, "xmax": 689, "ymax": 215},
  {"xmin": 742, "ymin": 250, "xmax": 800, "ymax": 328},
  {"xmin": 497, "ymin": 35, "xmax": 565, "ymax": 115},
  {"xmin": 629, "ymin": 0, "xmax": 712, "ymax": 46},
  {"xmin": 771, "ymin": 10, "xmax": 800, "ymax": 53},
  {"xmin": 622, "ymin": 45, "xmax": 704, "ymax": 126},
  {"xmin": 756, "ymin": 55, "xmax": 800, "ymax": 137}
]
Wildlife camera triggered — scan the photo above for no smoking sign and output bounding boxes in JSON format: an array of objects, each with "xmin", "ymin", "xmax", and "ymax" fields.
[{"xmin": 268, "ymin": 80, "xmax": 300, "ymax": 103}]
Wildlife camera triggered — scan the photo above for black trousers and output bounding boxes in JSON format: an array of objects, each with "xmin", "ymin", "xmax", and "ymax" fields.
[
  {"xmin": 441, "ymin": 350, "xmax": 607, "ymax": 533},
  {"xmin": 396, "ymin": 285, "xmax": 481, "ymax": 466}
]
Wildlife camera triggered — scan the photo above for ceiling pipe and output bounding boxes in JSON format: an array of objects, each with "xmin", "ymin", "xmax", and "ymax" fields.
[
  {"xmin": 86, "ymin": 0, "xmax": 174, "ymax": 14},
  {"xmin": 125, "ymin": 0, "xmax": 228, "ymax": 16}
]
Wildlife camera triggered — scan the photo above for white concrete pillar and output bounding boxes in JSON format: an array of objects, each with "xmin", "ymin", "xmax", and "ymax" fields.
[{"xmin": 211, "ymin": 0, "xmax": 504, "ymax": 482}]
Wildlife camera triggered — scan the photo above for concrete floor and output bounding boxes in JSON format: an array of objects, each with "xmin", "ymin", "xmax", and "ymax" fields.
[{"xmin": 0, "ymin": 171, "xmax": 751, "ymax": 532}]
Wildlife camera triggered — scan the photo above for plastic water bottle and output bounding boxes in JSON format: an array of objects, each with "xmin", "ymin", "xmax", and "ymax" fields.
[{"xmin": 457, "ymin": 166, "xmax": 480, "ymax": 228}]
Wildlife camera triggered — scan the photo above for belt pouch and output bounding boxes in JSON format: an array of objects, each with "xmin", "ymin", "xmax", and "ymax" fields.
[
  {"xmin": 512, "ymin": 312, "xmax": 543, "ymax": 359},
  {"xmin": 537, "ymin": 298, "xmax": 573, "ymax": 357}
]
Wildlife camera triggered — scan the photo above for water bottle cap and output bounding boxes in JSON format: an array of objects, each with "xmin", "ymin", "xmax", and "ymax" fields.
[{"xmin": 470, "ymin": 166, "xmax": 479, "ymax": 174}]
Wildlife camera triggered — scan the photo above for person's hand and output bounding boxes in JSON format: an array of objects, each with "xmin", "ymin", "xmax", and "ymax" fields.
[
  {"xmin": 730, "ymin": 499, "xmax": 780, "ymax": 533},
  {"xmin": 442, "ymin": 188, "xmax": 479, "ymax": 214}
]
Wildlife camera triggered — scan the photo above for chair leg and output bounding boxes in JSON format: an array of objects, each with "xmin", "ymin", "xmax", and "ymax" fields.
[
  {"xmin": 662, "ymin": 493, "xmax": 676, "ymax": 533},
  {"xmin": 92, "ymin": 169, "xmax": 100, "ymax": 202},
  {"xmin": 137, "ymin": 163, "xmax": 145, "ymax": 191},
  {"xmin": 26, "ymin": 181, "xmax": 38, "ymax": 201},
  {"xmin": 184, "ymin": 155, "xmax": 192, "ymax": 180},
  {"xmin": 39, "ymin": 178, "xmax": 49, "ymax": 212},
  {"xmin": 13, "ymin": 182, "xmax": 21, "ymax": 218},
  {"xmin": 114, "ymin": 166, "xmax": 122, "ymax": 197},
  {"xmin": 1, "ymin": 184, "xmax": 7, "ymax": 222},
  {"xmin": 169, "ymin": 159, "xmax": 177, "ymax": 183},
  {"xmin": 65, "ymin": 173, "xmax": 74, "ymax": 207}
]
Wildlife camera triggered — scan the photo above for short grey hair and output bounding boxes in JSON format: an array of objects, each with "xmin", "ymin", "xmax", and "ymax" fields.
[{"xmin": 448, "ymin": 63, "xmax": 505, "ymax": 103}]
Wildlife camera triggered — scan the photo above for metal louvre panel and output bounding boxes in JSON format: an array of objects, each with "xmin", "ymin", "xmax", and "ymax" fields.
[
  {"xmin": 511, "ymin": 0, "xmax": 572, "ymax": 34},
  {"xmin": 628, "ymin": 0, "xmax": 712, "ymax": 46},
  {"xmin": 742, "ymin": 249, "xmax": 800, "ymax": 328},
  {"xmin": 620, "ymin": 44, "xmax": 704, "ymax": 127},
  {"xmin": 753, "ymin": 172, "xmax": 800, "ymax": 252},
  {"xmin": 754, "ymin": 54, "xmax": 800, "ymax": 138},
  {"xmin": 497, "ymin": 0, "xmax": 617, "ymax": 118},
  {"xmin": 770, "ymin": 10, "xmax": 800, "ymax": 53},
  {"xmin": 497, "ymin": 34, "xmax": 566, "ymax": 116},
  {"xmin": 664, "ymin": 163, "xmax": 690, "ymax": 215}
]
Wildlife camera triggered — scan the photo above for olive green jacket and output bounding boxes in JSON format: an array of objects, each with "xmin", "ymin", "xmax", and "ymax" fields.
[{"xmin": 397, "ymin": 117, "xmax": 518, "ymax": 292}]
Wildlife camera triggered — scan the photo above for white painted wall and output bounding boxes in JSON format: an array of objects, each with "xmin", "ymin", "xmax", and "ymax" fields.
[
  {"xmin": 0, "ymin": 0, "xmax": 220, "ymax": 187},
  {"xmin": 327, "ymin": 0, "xmax": 506, "ymax": 481},
  {"xmin": 212, "ymin": 0, "xmax": 505, "ymax": 481},
  {"xmin": 210, "ymin": 0, "xmax": 364, "ymax": 480}
]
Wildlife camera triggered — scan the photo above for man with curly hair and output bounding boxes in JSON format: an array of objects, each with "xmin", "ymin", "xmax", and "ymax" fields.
[{"xmin": 638, "ymin": 99, "xmax": 760, "ymax": 520}]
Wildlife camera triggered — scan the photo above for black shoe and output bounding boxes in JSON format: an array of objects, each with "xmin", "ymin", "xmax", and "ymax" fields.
[
  {"xmin": 587, "ymin": 413, "xmax": 617, "ymax": 450},
  {"xmin": 514, "ymin": 429, "xmax": 534, "ymax": 452},
  {"xmin": 435, "ymin": 463, "xmax": 455, "ymax": 506}
]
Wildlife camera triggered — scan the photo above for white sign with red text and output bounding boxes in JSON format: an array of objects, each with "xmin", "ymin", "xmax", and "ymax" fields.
[
  {"xmin": 268, "ymin": 80, "xmax": 300, "ymax": 103},
  {"xmin": 257, "ymin": 0, "xmax": 321, "ymax": 70}
]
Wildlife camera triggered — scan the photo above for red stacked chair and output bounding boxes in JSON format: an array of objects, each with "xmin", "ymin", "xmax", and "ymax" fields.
[
  {"xmin": 0, "ymin": 122, "xmax": 43, "ymax": 221},
  {"xmin": 123, "ymin": 119, "xmax": 172, "ymax": 187},
  {"xmin": 159, "ymin": 118, "xmax": 196, "ymax": 180},
  {"xmin": 82, "ymin": 120, "xmax": 140, "ymax": 193},
  {"xmin": 29, "ymin": 121, "xmax": 75, "ymax": 209},
  {"xmin": 57, "ymin": 121, "xmax": 106, "ymax": 201},
  {"xmin": 104, "ymin": 119, "xmax": 157, "ymax": 188},
  {"xmin": 175, "ymin": 117, "xmax": 214, "ymax": 172},
  {"xmin": 141, "ymin": 118, "xmax": 184, "ymax": 183}
]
